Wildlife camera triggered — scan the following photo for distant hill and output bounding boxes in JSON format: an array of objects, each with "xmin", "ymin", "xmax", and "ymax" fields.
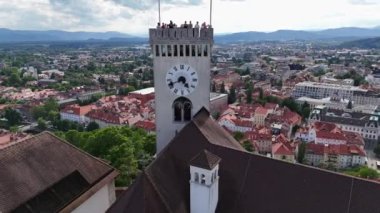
[
  {"xmin": 0, "ymin": 28, "xmax": 138, "ymax": 42},
  {"xmin": 2, "ymin": 26, "xmax": 380, "ymax": 43},
  {"xmin": 215, "ymin": 27, "xmax": 380, "ymax": 43},
  {"xmin": 340, "ymin": 37, "xmax": 380, "ymax": 49}
]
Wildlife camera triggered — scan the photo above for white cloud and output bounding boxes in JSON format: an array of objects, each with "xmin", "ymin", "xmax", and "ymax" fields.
[{"xmin": 0, "ymin": 0, "xmax": 380, "ymax": 34}]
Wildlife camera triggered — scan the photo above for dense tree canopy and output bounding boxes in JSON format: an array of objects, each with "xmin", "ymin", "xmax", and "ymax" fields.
[
  {"xmin": 3, "ymin": 107, "xmax": 22, "ymax": 127},
  {"xmin": 56, "ymin": 126, "xmax": 156, "ymax": 186},
  {"xmin": 374, "ymin": 144, "xmax": 380, "ymax": 158},
  {"xmin": 86, "ymin": 121, "xmax": 100, "ymax": 132},
  {"xmin": 32, "ymin": 97, "xmax": 59, "ymax": 121},
  {"xmin": 228, "ymin": 85, "xmax": 237, "ymax": 104},
  {"xmin": 344, "ymin": 166, "xmax": 379, "ymax": 180}
]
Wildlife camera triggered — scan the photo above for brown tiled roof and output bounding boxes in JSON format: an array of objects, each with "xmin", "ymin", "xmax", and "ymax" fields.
[
  {"xmin": 108, "ymin": 108, "xmax": 380, "ymax": 213},
  {"xmin": 190, "ymin": 150, "xmax": 221, "ymax": 170},
  {"xmin": 0, "ymin": 132, "xmax": 117, "ymax": 212}
]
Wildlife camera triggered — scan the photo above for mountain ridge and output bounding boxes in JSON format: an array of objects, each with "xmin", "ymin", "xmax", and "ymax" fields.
[{"xmin": 2, "ymin": 26, "xmax": 380, "ymax": 43}]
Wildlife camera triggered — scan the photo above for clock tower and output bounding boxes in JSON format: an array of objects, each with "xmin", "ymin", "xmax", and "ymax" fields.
[{"xmin": 149, "ymin": 26, "xmax": 214, "ymax": 153}]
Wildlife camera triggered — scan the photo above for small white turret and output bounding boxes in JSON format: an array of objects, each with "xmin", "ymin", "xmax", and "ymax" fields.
[{"xmin": 189, "ymin": 149, "xmax": 221, "ymax": 213}]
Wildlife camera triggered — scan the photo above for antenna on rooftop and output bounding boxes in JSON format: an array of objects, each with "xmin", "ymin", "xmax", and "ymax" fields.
[
  {"xmin": 158, "ymin": 0, "xmax": 161, "ymax": 24},
  {"xmin": 210, "ymin": 0, "xmax": 213, "ymax": 27}
]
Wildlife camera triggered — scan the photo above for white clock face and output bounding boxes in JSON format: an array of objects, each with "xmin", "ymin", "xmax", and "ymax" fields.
[{"xmin": 166, "ymin": 64, "xmax": 198, "ymax": 96}]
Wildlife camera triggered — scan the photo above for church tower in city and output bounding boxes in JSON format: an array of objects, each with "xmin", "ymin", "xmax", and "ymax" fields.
[{"xmin": 149, "ymin": 25, "xmax": 214, "ymax": 153}]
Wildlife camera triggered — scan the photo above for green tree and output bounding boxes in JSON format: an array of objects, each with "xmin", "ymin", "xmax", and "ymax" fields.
[
  {"xmin": 297, "ymin": 142, "xmax": 306, "ymax": 163},
  {"xmin": 292, "ymin": 125, "xmax": 300, "ymax": 135},
  {"xmin": 9, "ymin": 126, "xmax": 19, "ymax": 133},
  {"xmin": 86, "ymin": 121, "xmax": 100, "ymax": 131},
  {"xmin": 233, "ymin": 131, "xmax": 244, "ymax": 141},
  {"xmin": 119, "ymin": 86, "xmax": 136, "ymax": 95},
  {"xmin": 32, "ymin": 106, "xmax": 46, "ymax": 120},
  {"xmin": 211, "ymin": 82, "xmax": 216, "ymax": 93},
  {"xmin": 374, "ymin": 144, "xmax": 380, "ymax": 158},
  {"xmin": 245, "ymin": 81, "xmax": 254, "ymax": 104},
  {"xmin": 37, "ymin": 118, "xmax": 47, "ymax": 130},
  {"xmin": 7, "ymin": 71, "xmax": 22, "ymax": 87},
  {"xmin": 32, "ymin": 98, "xmax": 59, "ymax": 121},
  {"xmin": 56, "ymin": 124, "xmax": 156, "ymax": 187},
  {"xmin": 228, "ymin": 85, "xmax": 237, "ymax": 104},
  {"xmin": 212, "ymin": 112, "xmax": 220, "ymax": 120},
  {"xmin": 358, "ymin": 167, "xmax": 379, "ymax": 179},
  {"xmin": 344, "ymin": 166, "xmax": 379, "ymax": 179},
  {"xmin": 347, "ymin": 100, "xmax": 353, "ymax": 109},
  {"xmin": 258, "ymin": 88, "xmax": 264, "ymax": 100},
  {"xmin": 4, "ymin": 108, "xmax": 22, "ymax": 127},
  {"xmin": 220, "ymin": 82, "xmax": 226, "ymax": 93},
  {"xmin": 246, "ymin": 89, "xmax": 253, "ymax": 104},
  {"xmin": 242, "ymin": 140, "xmax": 254, "ymax": 152},
  {"xmin": 281, "ymin": 98, "xmax": 301, "ymax": 115},
  {"xmin": 44, "ymin": 97, "xmax": 59, "ymax": 113},
  {"xmin": 301, "ymin": 101, "xmax": 311, "ymax": 120}
]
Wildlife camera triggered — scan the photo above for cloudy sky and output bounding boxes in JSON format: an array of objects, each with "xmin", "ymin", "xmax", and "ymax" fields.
[{"xmin": 0, "ymin": 0, "xmax": 380, "ymax": 35}]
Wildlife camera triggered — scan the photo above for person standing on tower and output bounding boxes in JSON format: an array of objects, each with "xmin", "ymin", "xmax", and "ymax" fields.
[
  {"xmin": 194, "ymin": 21, "xmax": 200, "ymax": 29},
  {"xmin": 169, "ymin": 20, "xmax": 174, "ymax": 28},
  {"xmin": 189, "ymin": 21, "xmax": 193, "ymax": 28}
]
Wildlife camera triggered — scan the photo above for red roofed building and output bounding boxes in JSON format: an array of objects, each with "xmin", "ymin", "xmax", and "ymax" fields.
[
  {"xmin": 128, "ymin": 87, "xmax": 155, "ymax": 105},
  {"xmin": 272, "ymin": 143, "xmax": 295, "ymax": 163},
  {"xmin": 264, "ymin": 103, "xmax": 278, "ymax": 113},
  {"xmin": 315, "ymin": 131, "xmax": 347, "ymax": 145},
  {"xmin": 254, "ymin": 107, "xmax": 268, "ymax": 126},
  {"xmin": 218, "ymin": 113, "xmax": 254, "ymax": 133},
  {"xmin": 245, "ymin": 131, "xmax": 272, "ymax": 153},
  {"xmin": 134, "ymin": 120, "xmax": 156, "ymax": 133},
  {"xmin": 0, "ymin": 130, "xmax": 29, "ymax": 149},
  {"xmin": 60, "ymin": 104, "xmax": 94, "ymax": 123},
  {"xmin": 305, "ymin": 143, "xmax": 366, "ymax": 169},
  {"xmin": 343, "ymin": 131, "xmax": 365, "ymax": 149}
]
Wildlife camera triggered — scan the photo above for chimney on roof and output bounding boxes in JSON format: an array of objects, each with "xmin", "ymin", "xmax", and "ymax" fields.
[{"xmin": 189, "ymin": 150, "xmax": 221, "ymax": 213}]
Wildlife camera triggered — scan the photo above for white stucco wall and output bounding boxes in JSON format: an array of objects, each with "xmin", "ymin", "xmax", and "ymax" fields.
[
  {"xmin": 72, "ymin": 181, "xmax": 116, "ymax": 213},
  {"xmin": 154, "ymin": 50, "xmax": 212, "ymax": 153},
  {"xmin": 190, "ymin": 165, "xmax": 219, "ymax": 213}
]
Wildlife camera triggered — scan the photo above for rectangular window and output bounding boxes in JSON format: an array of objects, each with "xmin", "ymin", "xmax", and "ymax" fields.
[
  {"xmin": 197, "ymin": 45, "xmax": 202, "ymax": 57},
  {"xmin": 191, "ymin": 45, "xmax": 196, "ymax": 57},
  {"xmin": 186, "ymin": 45, "xmax": 190, "ymax": 56},
  {"xmin": 174, "ymin": 45, "xmax": 178, "ymax": 57},
  {"xmin": 167, "ymin": 45, "xmax": 172, "ymax": 57},
  {"xmin": 155, "ymin": 45, "xmax": 159, "ymax": 57},
  {"xmin": 203, "ymin": 45, "xmax": 208, "ymax": 57},
  {"xmin": 180, "ymin": 45, "xmax": 184, "ymax": 57},
  {"xmin": 161, "ymin": 45, "xmax": 166, "ymax": 57}
]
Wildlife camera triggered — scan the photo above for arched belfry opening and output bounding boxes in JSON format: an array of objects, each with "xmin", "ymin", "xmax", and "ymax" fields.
[{"xmin": 173, "ymin": 97, "xmax": 192, "ymax": 122}]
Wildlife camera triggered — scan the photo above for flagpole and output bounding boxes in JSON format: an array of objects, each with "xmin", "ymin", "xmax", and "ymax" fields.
[
  {"xmin": 159, "ymin": 0, "xmax": 161, "ymax": 24},
  {"xmin": 210, "ymin": 0, "xmax": 212, "ymax": 27}
]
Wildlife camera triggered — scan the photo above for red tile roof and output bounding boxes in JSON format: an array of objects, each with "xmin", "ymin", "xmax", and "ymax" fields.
[
  {"xmin": 316, "ymin": 131, "xmax": 346, "ymax": 141},
  {"xmin": 306, "ymin": 143, "xmax": 366, "ymax": 156},
  {"xmin": 134, "ymin": 120, "xmax": 156, "ymax": 132},
  {"xmin": 61, "ymin": 104, "xmax": 93, "ymax": 116},
  {"xmin": 272, "ymin": 143, "xmax": 293, "ymax": 155},
  {"xmin": 255, "ymin": 107, "xmax": 268, "ymax": 115}
]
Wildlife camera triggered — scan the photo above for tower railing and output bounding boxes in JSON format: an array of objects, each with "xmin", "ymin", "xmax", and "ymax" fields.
[{"xmin": 149, "ymin": 28, "xmax": 214, "ymax": 44}]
